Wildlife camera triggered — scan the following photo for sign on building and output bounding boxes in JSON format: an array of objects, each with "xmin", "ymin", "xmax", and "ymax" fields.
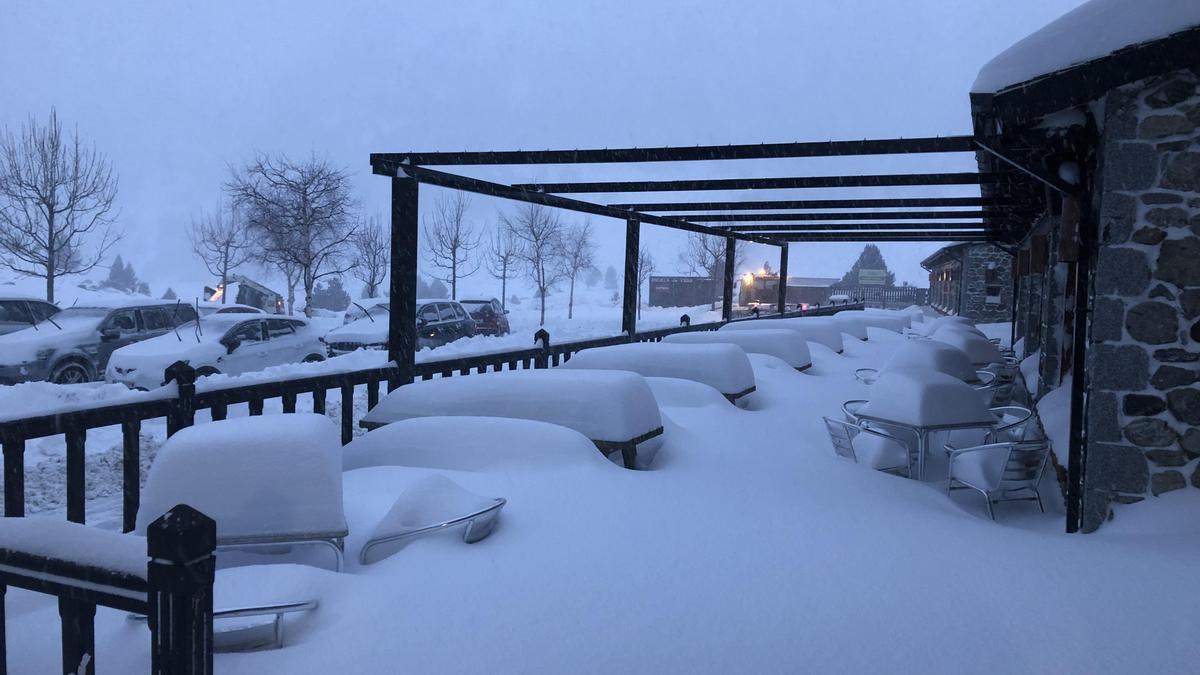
[{"xmin": 858, "ymin": 269, "xmax": 887, "ymax": 285}]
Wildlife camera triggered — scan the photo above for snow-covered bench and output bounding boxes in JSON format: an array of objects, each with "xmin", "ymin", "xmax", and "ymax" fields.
[
  {"xmin": 136, "ymin": 413, "xmax": 349, "ymax": 570},
  {"xmin": 720, "ymin": 317, "xmax": 844, "ymax": 353},
  {"xmin": 557, "ymin": 342, "xmax": 757, "ymax": 403},
  {"xmin": 360, "ymin": 370, "xmax": 665, "ymax": 469},
  {"xmin": 662, "ymin": 328, "xmax": 812, "ymax": 371}
]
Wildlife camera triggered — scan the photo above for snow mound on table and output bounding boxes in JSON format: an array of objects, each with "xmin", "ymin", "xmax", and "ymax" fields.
[
  {"xmin": 832, "ymin": 313, "xmax": 869, "ymax": 340},
  {"xmin": 841, "ymin": 311, "xmax": 908, "ymax": 334},
  {"xmin": 862, "ymin": 308, "xmax": 913, "ymax": 329},
  {"xmin": 136, "ymin": 414, "xmax": 345, "ymax": 539},
  {"xmin": 859, "ymin": 368, "xmax": 995, "ymax": 428},
  {"xmin": 645, "ymin": 376, "xmax": 735, "ymax": 409},
  {"xmin": 557, "ymin": 342, "xmax": 755, "ymax": 397},
  {"xmin": 0, "ymin": 516, "xmax": 146, "ymax": 577},
  {"xmin": 342, "ymin": 416, "xmax": 608, "ymax": 472},
  {"xmin": 662, "ymin": 328, "xmax": 811, "ymax": 370},
  {"xmin": 721, "ymin": 316, "xmax": 844, "ymax": 353},
  {"xmin": 881, "ymin": 340, "xmax": 979, "ymax": 383},
  {"xmin": 361, "ymin": 369, "xmax": 663, "ymax": 445},
  {"xmin": 915, "ymin": 315, "xmax": 975, "ymax": 335},
  {"xmin": 931, "ymin": 327, "xmax": 1003, "ymax": 365},
  {"xmin": 973, "ymin": 0, "xmax": 1200, "ymax": 93}
]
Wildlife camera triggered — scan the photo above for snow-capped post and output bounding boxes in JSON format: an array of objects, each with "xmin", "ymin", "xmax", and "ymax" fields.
[
  {"xmin": 722, "ymin": 235, "xmax": 735, "ymax": 322},
  {"xmin": 388, "ymin": 175, "xmax": 420, "ymax": 392},
  {"xmin": 680, "ymin": 314, "xmax": 690, "ymax": 327},
  {"xmin": 534, "ymin": 328, "xmax": 550, "ymax": 369},
  {"xmin": 777, "ymin": 242, "xmax": 789, "ymax": 315},
  {"xmin": 621, "ymin": 218, "xmax": 640, "ymax": 339},
  {"xmin": 164, "ymin": 361, "xmax": 196, "ymax": 438},
  {"xmin": 147, "ymin": 504, "xmax": 216, "ymax": 675}
]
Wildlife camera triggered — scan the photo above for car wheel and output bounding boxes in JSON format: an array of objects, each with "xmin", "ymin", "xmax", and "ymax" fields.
[
  {"xmin": 303, "ymin": 354, "xmax": 325, "ymax": 363},
  {"xmin": 50, "ymin": 361, "xmax": 92, "ymax": 385}
]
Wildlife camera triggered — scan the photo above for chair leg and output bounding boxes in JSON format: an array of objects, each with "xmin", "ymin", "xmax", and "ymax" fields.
[
  {"xmin": 984, "ymin": 494, "xmax": 996, "ymax": 521},
  {"xmin": 1034, "ymin": 489, "xmax": 1045, "ymax": 513}
]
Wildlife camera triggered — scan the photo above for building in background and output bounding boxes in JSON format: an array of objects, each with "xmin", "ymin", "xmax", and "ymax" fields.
[
  {"xmin": 647, "ymin": 276, "xmax": 718, "ymax": 309},
  {"xmin": 921, "ymin": 243, "xmax": 1013, "ymax": 321}
]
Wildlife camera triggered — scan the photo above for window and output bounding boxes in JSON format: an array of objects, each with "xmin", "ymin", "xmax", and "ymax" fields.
[
  {"xmin": 105, "ymin": 309, "xmax": 139, "ymax": 335},
  {"xmin": 453, "ymin": 304, "xmax": 469, "ymax": 321},
  {"xmin": 265, "ymin": 319, "xmax": 296, "ymax": 338},
  {"xmin": 984, "ymin": 266, "xmax": 1003, "ymax": 305},
  {"xmin": 31, "ymin": 302, "xmax": 58, "ymax": 322},
  {"xmin": 418, "ymin": 304, "xmax": 440, "ymax": 324},
  {"xmin": 229, "ymin": 321, "xmax": 265, "ymax": 343},
  {"xmin": 141, "ymin": 308, "xmax": 172, "ymax": 331},
  {"xmin": 171, "ymin": 304, "xmax": 198, "ymax": 324},
  {"xmin": 0, "ymin": 301, "xmax": 32, "ymax": 324},
  {"xmin": 437, "ymin": 303, "xmax": 457, "ymax": 321},
  {"xmin": 492, "ymin": 300, "xmax": 503, "ymax": 313}
]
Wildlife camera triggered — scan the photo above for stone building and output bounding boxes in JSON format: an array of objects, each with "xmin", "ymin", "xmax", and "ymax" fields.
[
  {"xmin": 920, "ymin": 243, "xmax": 1013, "ymax": 321},
  {"xmin": 971, "ymin": 4, "xmax": 1200, "ymax": 531}
]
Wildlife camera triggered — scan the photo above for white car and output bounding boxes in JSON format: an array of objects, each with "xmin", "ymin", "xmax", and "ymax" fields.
[
  {"xmin": 106, "ymin": 314, "xmax": 326, "ymax": 390},
  {"xmin": 195, "ymin": 301, "xmax": 265, "ymax": 317}
]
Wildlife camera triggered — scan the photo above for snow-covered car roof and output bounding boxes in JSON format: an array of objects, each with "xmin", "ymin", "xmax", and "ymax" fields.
[
  {"xmin": 0, "ymin": 296, "xmax": 54, "ymax": 303},
  {"xmin": 66, "ymin": 297, "xmax": 186, "ymax": 310}
]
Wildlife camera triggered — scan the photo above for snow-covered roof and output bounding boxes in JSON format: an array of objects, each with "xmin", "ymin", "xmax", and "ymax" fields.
[{"xmin": 973, "ymin": 0, "xmax": 1200, "ymax": 94}]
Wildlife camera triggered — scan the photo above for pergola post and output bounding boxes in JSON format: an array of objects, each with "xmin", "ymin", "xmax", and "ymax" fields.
[
  {"xmin": 388, "ymin": 176, "xmax": 419, "ymax": 391},
  {"xmin": 722, "ymin": 235, "xmax": 736, "ymax": 321},
  {"xmin": 776, "ymin": 243, "xmax": 789, "ymax": 314},
  {"xmin": 621, "ymin": 218, "xmax": 640, "ymax": 338}
]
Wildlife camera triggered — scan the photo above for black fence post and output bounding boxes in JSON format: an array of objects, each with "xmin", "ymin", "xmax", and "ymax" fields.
[
  {"xmin": 164, "ymin": 361, "xmax": 197, "ymax": 438},
  {"xmin": 534, "ymin": 329, "xmax": 550, "ymax": 369},
  {"xmin": 122, "ymin": 420, "xmax": 140, "ymax": 533},
  {"xmin": 680, "ymin": 314, "xmax": 690, "ymax": 327},
  {"xmin": 621, "ymin": 218, "xmax": 640, "ymax": 340},
  {"xmin": 777, "ymin": 242, "xmax": 789, "ymax": 315},
  {"xmin": 388, "ymin": 175, "xmax": 419, "ymax": 392},
  {"xmin": 58, "ymin": 596, "xmax": 96, "ymax": 675},
  {"xmin": 65, "ymin": 428, "xmax": 86, "ymax": 525},
  {"xmin": 722, "ymin": 235, "xmax": 736, "ymax": 321},
  {"xmin": 3, "ymin": 437, "xmax": 24, "ymax": 517},
  {"xmin": 147, "ymin": 504, "xmax": 216, "ymax": 675}
]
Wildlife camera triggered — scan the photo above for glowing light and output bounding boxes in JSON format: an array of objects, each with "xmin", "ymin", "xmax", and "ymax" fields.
[{"xmin": 742, "ymin": 273, "xmax": 755, "ymax": 284}]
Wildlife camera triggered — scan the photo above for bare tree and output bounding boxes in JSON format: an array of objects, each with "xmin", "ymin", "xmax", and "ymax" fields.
[
  {"xmin": 0, "ymin": 108, "xmax": 120, "ymax": 302},
  {"xmin": 556, "ymin": 220, "xmax": 597, "ymax": 320},
  {"xmin": 501, "ymin": 203, "xmax": 564, "ymax": 326},
  {"xmin": 484, "ymin": 223, "xmax": 520, "ymax": 310},
  {"xmin": 226, "ymin": 153, "xmax": 356, "ymax": 317},
  {"xmin": 678, "ymin": 232, "xmax": 746, "ymax": 304},
  {"xmin": 273, "ymin": 258, "xmax": 301, "ymax": 316},
  {"xmin": 187, "ymin": 204, "xmax": 254, "ymax": 304},
  {"xmin": 637, "ymin": 246, "xmax": 656, "ymax": 319},
  {"xmin": 351, "ymin": 214, "xmax": 389, "ymax": 298},
  {"xmin": 422, "ymin": 192, "xmax": 481, "ymax": 300}
]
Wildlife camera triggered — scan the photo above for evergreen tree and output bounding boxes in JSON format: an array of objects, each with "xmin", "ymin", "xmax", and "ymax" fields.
[
  {"xmin": 603, "ymin": 265, "xmax": 618, "ymax": 290},
  {"xmin": 839, "ymin": 244, "xmax": 896, "ymax": 287},
  {"xmin": 416, "ymin": 277, "xmax": 431, "ymax": 298},
  {"xmin": 583, "ymin": 266, "xmax": 602, "ymax": 288},
  {"xmin": 310, "ymin": 276, "xmax": 351, "ymax": 311},
  {"xmin": 135, "ymin": 280, "xmax": 150, "ymax": 296},
  {"xmin": 426, "ymin": 278, "xmax": 449, "ymax": 299},
  {"xmin": 161, "ymin": 287, "xmax": 177, "ymax": 300}
]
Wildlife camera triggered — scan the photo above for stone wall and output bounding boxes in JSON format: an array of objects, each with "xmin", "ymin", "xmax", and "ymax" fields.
[
  {"xmin": 1081, "ymin": 66, "xmax": 1200, "ymax": 532},
  {"xmin": 960, "ymin": 245, "xmax": 1013, "ymax": 322}
]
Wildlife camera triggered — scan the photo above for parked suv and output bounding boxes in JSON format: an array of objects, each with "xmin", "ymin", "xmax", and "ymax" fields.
[
  {"xmin": 323, "ymin": 299, "xmax": 476, "ymax": 356},
  {"xmin": 458, "ymin": 298, "xmax": 510, "ymax": 336},
  {"xmin": 107, "ymin": 314, "xmax": 325, "ymax": 390},
  {"xmin": 0, "ymin": 297, "xmax": 59, "ymax": 336},
  {"xmin": 0, "ymin": 299, "xmax": 197, "ymax": 385}
]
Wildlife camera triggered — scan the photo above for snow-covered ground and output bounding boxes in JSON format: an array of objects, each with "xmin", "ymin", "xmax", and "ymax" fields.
[{"xmin": 5, "ymin": 323, "xmax": 1198, "ymax": 674}]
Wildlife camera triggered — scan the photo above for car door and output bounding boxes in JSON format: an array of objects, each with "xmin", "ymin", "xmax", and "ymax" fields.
[
  {"xmin": 96, "ymin": 308, "xmax": 143, "ymax": 370},
  {"xmin": 437, "ymin": 303, "xmax": 460, "ymax": 345},
  {"xmin": 263, "ymin": 318, "xmax": 305, "ymax": 367},
  {"xmin": 218, "ymin": 320, "xmax": 270, "ymax": 375},
  {"xmin": 139, "ymin": 307, "xmax": 174, "ymax": 340},
  {"xmin": 416, "ymin": 303, "xmax": 441, "ymax": 348}
]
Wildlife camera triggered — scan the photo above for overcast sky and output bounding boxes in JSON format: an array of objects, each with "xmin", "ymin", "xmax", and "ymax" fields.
[{"xmin": 0, "ymin": 0, "xmax": 1085, "ymax": 299}]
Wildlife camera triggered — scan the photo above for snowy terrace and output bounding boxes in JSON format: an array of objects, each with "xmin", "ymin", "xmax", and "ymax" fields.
[{"xmin": 6, "ymin": 321, "xmax": 1198, "ymax": 673}]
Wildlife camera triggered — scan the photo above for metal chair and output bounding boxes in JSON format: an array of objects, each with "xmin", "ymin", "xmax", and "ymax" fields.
[
  {"xmin": 841, "ymin": 399, "xmax": 868, "ymax": 424},
  {"xmin": 854, "ymin": 368, "xmax": 879, "ymax": 384},
  {"xmin": 944, "ymin": 440, "xmax": 1052, "ymax": 520},
  {"xmin": 987, "ymin": 406, "xmax": 1033, "ymax": 442},
  {"xmin": 822, "ymin": 417, "xmax": 911, "ymax": 475}
]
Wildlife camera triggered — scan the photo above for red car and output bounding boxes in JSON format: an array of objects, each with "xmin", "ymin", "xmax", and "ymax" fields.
[{"xmin": 459, "ymin": 298, "xmax": 510, "ymax": 336}]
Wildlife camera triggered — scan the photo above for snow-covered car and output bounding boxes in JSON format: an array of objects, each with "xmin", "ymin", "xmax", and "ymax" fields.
[
  {"xmin": 324, "ymin": 299, "xmax": 475, "ymax": 356},
  {"xmin": 195, "ymin": 302, "xmax": 265, "ymax": 317},
  {"xmin": 828, "ymin": 293, "xmax": 851, "ymax": 304},
  {"xmin": 106, "ymin": 314, "xmax": 326, "ymax": 390},
  {"xmin": 459, "ymin": 298, "xmax": 510, "ymax": 336},
  {"xmin": 0, "ymin": 299, "xmax": 197, "ymax": 385},
  {"xmin": 0, "ymin": 296, "xmax": 60, "ymax": 336},
  {"xmin": 342, "ymin": 300, "xmax": 390, "ymax": 325}
]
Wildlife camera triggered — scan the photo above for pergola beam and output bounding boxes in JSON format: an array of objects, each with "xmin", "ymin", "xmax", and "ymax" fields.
[
  {"xmin": 672, "ymin": 210, "xmax": 991, "ymax": 222},
  {"xmin": 513, "ymin": 172, "xmax": 995, "ymax": 194},
  {"xmin": 776, "ymin": 232, "xmax": 991, "ymax": 242},
  {"xmin": 610, "ymin": 197, "xmax": 1014, "ymax": 211},
  {"xmin": 370, "ymin": 135, "xmax": 975, "ymax": 167},
  {"xmin": 722, "ymin": 222, "xmax": 986, "ymax": 232}
]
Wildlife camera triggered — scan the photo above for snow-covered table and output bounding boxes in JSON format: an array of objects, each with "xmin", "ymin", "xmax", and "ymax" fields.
[
  {"xmin": 856, "ymin": 368, "xmax": 998, "ymax": 480},
  {"xmin": 556, "ymin": 342, "xmax": 757, "ymax": 403}
]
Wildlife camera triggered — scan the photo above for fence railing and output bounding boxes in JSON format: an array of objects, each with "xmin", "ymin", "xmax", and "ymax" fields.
[
  {"xmin": 833, "ymin": 286, "xmax": 928, "ymax": 309},
  {"xmin": 0, "ymin": 504, "xmax": 216, "ymax": 675}
]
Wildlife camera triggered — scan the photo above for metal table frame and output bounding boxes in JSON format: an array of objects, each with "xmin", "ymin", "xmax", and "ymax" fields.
[{"xmin": 854, "ymin": 413, "xmax": 997, "ymax": 480}]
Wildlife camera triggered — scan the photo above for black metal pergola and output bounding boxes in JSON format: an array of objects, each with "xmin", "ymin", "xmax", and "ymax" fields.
[{"xmin": 370, "ymin": 134, "xmax": 1037, "ymax": 386}]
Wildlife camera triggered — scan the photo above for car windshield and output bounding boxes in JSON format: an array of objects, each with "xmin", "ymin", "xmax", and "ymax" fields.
[
  {"xmin": 49, "ymin": 307, "xmax": 109, "ymax": 320},
  {"xmin": 460, "ymin": 302, "xmax": 488, "ymax": 313}
]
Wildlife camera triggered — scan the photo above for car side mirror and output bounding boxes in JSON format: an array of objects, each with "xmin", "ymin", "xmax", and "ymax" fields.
[
  {"xmin": 100, "ymin": 328, "xmax": 120, "ymax": 342},
  {"xmin": 222, "ymin": 337, "xmax": 241, "ymax": 354}
]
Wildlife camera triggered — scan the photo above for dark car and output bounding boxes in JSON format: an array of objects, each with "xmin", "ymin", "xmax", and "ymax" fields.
[
  {"xmin": 0, "ymin": 299, "xmax": 198, "ymax": 385},
  {"xmin": 458, "ymin": 298, "xmax": 510, "ymax": 336},
  {"xmin": 323, "ymin": 299, "xmax": 477, "ymax": 355},
  {"xmin": 0, "ymin": 297, "xmax": 60, "ymax": 336}
]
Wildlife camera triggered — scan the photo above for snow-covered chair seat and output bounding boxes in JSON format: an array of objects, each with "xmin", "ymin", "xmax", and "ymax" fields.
[
  {"xmin": 881, "ymin": 340, "xmax": 980, "ymax": 383},
  {"xmin": 822, "ymin": 416, "xmax": 911, "ymax": 475},
  {"xmin": 359, "ymin": 475, "xmax": 505, "ymax": 565},
  {"xmin": 360, "ymin": 370, "xmax": 664, "ymax": 469},
  {"xmin": 137, "ymin": 414, "xmax": 348, "ymax": 570},
  {"xmin": 931, "ymin": 326, "xmax": 1003, "ymax": 366},
  {"xmin": 662, "ymin": 328, "xmax": 812, "ymax": 371},
  {"xmin": 720, "ymin": 317, "xmax": 844, "ymax": 353},
  {"xmin": 557, "ymin": 342, "xmax": 756, "ymax": 403},
  {"xmin": 944, "ymin": 439, "xmax": 1051, "ymax": 520}
]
